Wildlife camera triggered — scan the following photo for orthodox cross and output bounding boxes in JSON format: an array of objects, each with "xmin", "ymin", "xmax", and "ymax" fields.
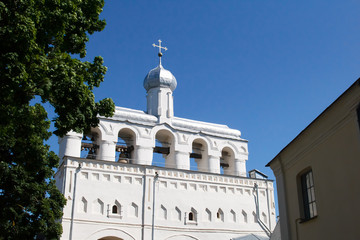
[{"xmin": 152, "ymin": 39, "xmax": 167, "ymax": 65}]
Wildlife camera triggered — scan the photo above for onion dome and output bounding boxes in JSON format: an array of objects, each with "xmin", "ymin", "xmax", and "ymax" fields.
[{"xmin": 143, "ymin": 64, "xmax": 177, "ymax": 92}]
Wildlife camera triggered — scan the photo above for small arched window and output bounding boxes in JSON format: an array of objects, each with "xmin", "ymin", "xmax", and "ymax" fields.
[
  {"xmin": 112, "ymin": 205, "xmax": 118, "ymax": 214},
  {"xmin": 217, "ymin": 208, "xmax": 224, "ymax": 221},
  {"xmin": 188, "ymin": 212, "xmax": 194, "ymax": 221}
]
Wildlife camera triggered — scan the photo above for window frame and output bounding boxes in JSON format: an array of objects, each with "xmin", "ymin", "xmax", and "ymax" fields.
[{"xmin": 298, "ymin": 169, "xmax": 318, "ymax": 222}]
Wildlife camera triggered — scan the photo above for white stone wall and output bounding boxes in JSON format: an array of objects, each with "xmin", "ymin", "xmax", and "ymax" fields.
[
  {"xmin": 56, "ymin": 61, "xmax": 276, "ymax": 239},
  {"xmin": 55, "ymin": 157, "xmax": 276, "ymax": 240},
  {"xmin": 59, "ymin": 107, "xmax": 249, "ymax": 177}
]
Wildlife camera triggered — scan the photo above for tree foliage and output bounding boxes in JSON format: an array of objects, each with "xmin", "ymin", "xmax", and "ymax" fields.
[{"xmin": 0, "ymin": 0, "xmax": 115, "ymax": 239}]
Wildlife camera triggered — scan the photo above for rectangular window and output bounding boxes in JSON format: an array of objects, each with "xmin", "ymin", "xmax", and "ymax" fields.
[{"xmin": 301, "ymin": 170, "xmax": 317, "ymax": 220}]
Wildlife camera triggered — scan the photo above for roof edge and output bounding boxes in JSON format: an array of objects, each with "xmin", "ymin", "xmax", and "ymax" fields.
[{"xmin": 266, "ymin": 78, "xmax": 360, "ymax": 167}]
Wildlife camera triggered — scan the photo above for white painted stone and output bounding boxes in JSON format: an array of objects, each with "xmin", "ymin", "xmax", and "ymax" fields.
[{"xmin": 55, "ymin": 62, "xmax": 276, "ymax": 240}]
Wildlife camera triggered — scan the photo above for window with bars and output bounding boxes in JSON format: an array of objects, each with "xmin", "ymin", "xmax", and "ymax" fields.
[{"xmin": 300, "ymin": 170, "xmax": 317, "ymax": 220}]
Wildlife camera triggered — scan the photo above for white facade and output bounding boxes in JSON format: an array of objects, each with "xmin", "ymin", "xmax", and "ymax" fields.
[{"xmin": 55, "ymin": 56, "xmax": 276, "ymax": 240}]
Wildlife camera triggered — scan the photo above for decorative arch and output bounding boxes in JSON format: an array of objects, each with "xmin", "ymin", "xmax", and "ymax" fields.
[
  {"xmin": 99, "ymin": 237, "xmax": 123, "ymax": 240},
  {"xmin": 117, "ymin": 128, "xmax": 137, "ymax": 163},
  {"xmin": 242, "ymin": 210, "xmax": 248, "ymax": 223},
  {"xmin": 81, "ymin": 127, "xmax": 102, "ymax": 159},
  {"xmin": 205, "ymin": 208, "xmax": 211, "ymax": 222},
  {"xmin": 252, "ymin": 211, "xmax": 257, "ymax": 223},
  {"xmin": 111, "ymin": 200, "xmax": 121, "ymax": 215},
  {"xmin": 152, "ymin": 128, "xmax": 176, "ymax": 168},
  {"xmin": 130, "ymin": 202, "xmax": 138, "ymax": 217},
  {"xmin": 150, "ymin": 125, "xmax": 177, "ymax": 143},
  {"xmin": 117, "ymin": 125, "xmax": 141, "ymax": 142},
  {"xmin": 230, "ymin": 209, "xmax": 236, "ymax": 222},
  {"xmin": 220, "ymin": 146, "xmax": 235, "ymax": 175},
  {"xmin": 216, "ymin": 208, "xmax": 224, "ymax": 222},
  {"xmin": 174, "ymin": 206, "xmax": 182, "ymax": 221},
  {"xmin": 190, "ymin": 138, "xmax": 209, "ymax": 172},
  {"xmin": 79, "ymin": 197, "xmax": 87, "ymax": 213},
  {"xmin": 262, "ymin": 212, "xmax": 267, "ymax": 224},
  {"xmin": 165, "ymin": 234, "xmax": 200, "ymax": 240},
  {"xmin": 98, "ymin": 121, "xmax": 113, "ymax": 136},
  {"xmin": 93, "ymin": 198, "xmax": 104, "ymax": 215},
  {"xmin": 187, "ymin": 207, "xmax": 198, "ymax": 222},
  {"xmin": 240, "ymin": 146, "xmax": 247, "ymax": 153},
  {"xmin": 217, "ymin": 141, "xmax": 242, "ymax": 156},
  {"xmin": 187, "ymin": 135, "xmax": 212, "ymax": 150},
  {"xmin": 160, "ymin": 204, "xmax": 167, "ymax": 220},
  {"xmin": 85, "ymin": 228, "xmax": 135, "ymax": 240}
]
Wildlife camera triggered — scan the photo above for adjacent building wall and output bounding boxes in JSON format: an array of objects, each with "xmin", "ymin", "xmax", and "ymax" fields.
[{"xmin": 267, "ymin": 79, "xmax": 360, "ymax": 240}]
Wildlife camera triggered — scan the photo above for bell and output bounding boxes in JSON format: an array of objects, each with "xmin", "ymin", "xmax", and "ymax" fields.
[{"xmin": 118, "ymin": 152, "xmax": 128, "ymax": 163}]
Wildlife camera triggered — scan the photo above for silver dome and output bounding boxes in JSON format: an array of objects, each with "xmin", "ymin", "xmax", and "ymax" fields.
[{"xmin": 143, "ymin": 64, "xmax": 177, "ymax": 92}]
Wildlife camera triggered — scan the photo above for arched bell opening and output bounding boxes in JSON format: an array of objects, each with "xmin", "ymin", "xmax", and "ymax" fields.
[
  {"xmin": 220, "ymin": 147, "xmax": 235, "ymax": 175},
  {"xmin": 81, "ymin": 128, "xmax": 101, "ymax": 159},
  {"xmin": 116, "ymin": 128, "xmax": 136, "ymax": 164},
  {"xmin": 152, "ymin": 130, "xmax": 175, "ymax": 168},
  {"xmin": 190, "ymin": 139, "xmax": 208, "ymax": 172}
]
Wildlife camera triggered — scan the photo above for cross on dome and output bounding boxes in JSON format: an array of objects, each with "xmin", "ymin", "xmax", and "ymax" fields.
[{"xmin": 152, "ymin": 39, "xmax": 167, "ymax": 65}]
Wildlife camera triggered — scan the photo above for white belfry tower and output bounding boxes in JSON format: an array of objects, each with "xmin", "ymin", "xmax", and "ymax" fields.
[{"xmin": 55, "ymin": 41, "xmax": 276, "ymax": 240}]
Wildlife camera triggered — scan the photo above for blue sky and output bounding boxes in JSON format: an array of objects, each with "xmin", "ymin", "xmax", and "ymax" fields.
[{"xmin": 49, "ymin": 0, "xmax": 359, "ymax": 212}]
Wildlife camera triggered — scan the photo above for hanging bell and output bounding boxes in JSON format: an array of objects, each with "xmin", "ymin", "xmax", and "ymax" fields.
[{"xmin": 118, "ymin": 152, "xmax": 128, "ymax": 163}]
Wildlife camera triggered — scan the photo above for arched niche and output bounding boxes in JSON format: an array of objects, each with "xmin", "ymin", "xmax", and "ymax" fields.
[
  {"xmin": 99, "ymin": 237, "xmax": 123, "ymax": 240},
  {"xmin": 220, "ymin": 147, "xmax": 235, "ymax": 175},
  {"xmin": 81, "ymin": 127, "xmax": 102, "ymax": 160},
  {"xmin": 153, "ymin": 129, "xmax": 175, "ymax": 168},
  {"xmin": 216, "ymin": 208, "xmax": 224, "ymax": 222},
  {"xmin": 190, "ymin": 138, "xmax": 209, "ymax": 172},
  {"xmin": 86, "ymin": 228, "xmax": 135, "ymax": 240},
  {"xmin": 116, "ymin": 128, "xmax": 136, "ymax": 163},
  {"xmin": 165, "ymin": 235, "xmax": 200, "ymax": 240}
]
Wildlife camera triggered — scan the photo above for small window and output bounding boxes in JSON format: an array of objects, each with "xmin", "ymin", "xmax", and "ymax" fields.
[
  {"xmin": 187, "ymin": 208, "xmax": 197, "ymax": 224},
  {"xmin": 216, "ymin": 209, "xmax": 224, "ymax": 222},
  {"xmin": 300, "ymin": 170, "xmax": 317, "ymax": 220},
  {"xmin": 112, "ymin": 205, "xmax": 118, "ymax": 214},
  {"xmin": 189, "ymin": 212, "xmax": 194, "ymax": 221}
]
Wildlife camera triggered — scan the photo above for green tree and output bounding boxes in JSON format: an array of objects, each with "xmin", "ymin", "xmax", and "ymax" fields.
[{"xmin": 0, "ymin": 0, "xmax": 115, "ymax": 239}]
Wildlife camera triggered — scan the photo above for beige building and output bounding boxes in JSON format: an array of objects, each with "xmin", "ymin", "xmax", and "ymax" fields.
[{"xmin": 267, "ymin": 79, "xmax": 360, "ymax": 240}]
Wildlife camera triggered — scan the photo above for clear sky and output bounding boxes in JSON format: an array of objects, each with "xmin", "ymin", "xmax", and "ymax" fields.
[{"xmin": 49, "ymin": 0, "xmax": 359, "ymax": 213}]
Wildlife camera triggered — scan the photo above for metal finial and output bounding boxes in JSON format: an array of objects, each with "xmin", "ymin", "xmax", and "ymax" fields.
[{"xmin": 152, "ymin": 39, "xmax": 167, "ymax": 65}]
